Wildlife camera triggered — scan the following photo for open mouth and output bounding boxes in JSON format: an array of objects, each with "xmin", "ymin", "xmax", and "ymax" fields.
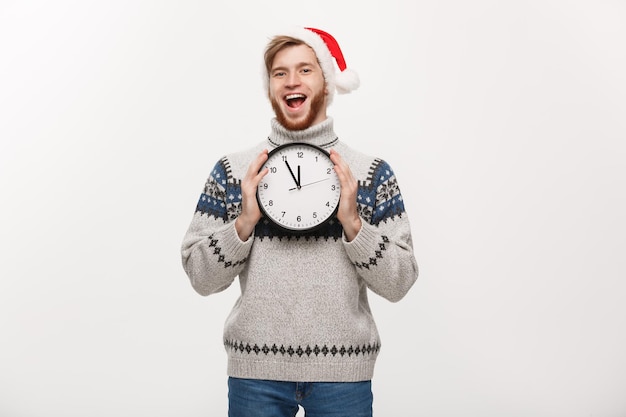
[{"xmin": 285, "ymin": 93, "xmax": 306, "ymax": 108}]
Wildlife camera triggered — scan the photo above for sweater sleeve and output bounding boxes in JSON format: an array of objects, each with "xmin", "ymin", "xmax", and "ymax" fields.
[
  {"xmin": 181, "ymin": 157, "xmax": 252, "ymax": 296},
  {"xmin": 342, "ymin": 159, "xmax": 419, "ymax": 302}
]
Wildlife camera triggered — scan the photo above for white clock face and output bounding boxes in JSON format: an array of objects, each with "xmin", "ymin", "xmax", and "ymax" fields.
[{"xmin": 257, "ymin": 142, "xmax": 341, "ymax": 232}]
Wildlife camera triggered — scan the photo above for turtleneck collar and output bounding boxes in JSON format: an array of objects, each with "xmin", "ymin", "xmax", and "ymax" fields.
[{"xmin": 267, "ymin": 117, "xmax": 339, "ymax": 150}]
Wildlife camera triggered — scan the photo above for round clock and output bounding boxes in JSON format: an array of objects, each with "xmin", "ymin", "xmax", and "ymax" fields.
[{"xmin": 257, "ymin": 142, "xmax": 341, "ymax": 232}]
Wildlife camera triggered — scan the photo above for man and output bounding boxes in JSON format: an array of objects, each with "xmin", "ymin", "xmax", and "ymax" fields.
[{"xmin": 181, "ymin": 27, "xmax": 418, "ymax": 417}]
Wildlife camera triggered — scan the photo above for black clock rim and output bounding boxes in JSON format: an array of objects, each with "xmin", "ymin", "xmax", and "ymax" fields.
[{"xmin": 256, "ymin": 141, "xmax": 339, "ymax": 233}]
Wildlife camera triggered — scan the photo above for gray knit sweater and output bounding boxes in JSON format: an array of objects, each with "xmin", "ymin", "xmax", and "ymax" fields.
[{"xmin": 181, "ymin": 117, "xmax": 418, "ymax": 382}]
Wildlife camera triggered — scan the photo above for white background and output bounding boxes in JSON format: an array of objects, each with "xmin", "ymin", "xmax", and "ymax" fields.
[{"xmin": 1, "ymin": 1, "xmax": 625, "ymax": 416}]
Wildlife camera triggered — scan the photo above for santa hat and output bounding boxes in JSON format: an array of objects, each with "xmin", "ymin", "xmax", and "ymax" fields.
[{"xmin": 264, "ymin": 27, "xmax": 360, "ymax": 104}]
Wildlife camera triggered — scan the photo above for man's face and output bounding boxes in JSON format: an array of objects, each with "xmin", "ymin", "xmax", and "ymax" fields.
[{"xmin": 268, "ymin": 44, "xmax": 328, "ymax": 131}]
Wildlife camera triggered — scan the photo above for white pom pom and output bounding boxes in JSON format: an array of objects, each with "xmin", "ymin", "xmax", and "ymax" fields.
[{"xmin": 334, "ymin": 69, "xmax": 360, "ymax": 94}]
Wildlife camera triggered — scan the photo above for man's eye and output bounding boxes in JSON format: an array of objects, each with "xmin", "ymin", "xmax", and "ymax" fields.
[
  {"xmin": 273, "ymin": 72, "xmax": 285, "ymax": 77},
  {"xmin": 301, "ymin": 68, "xmax": 311, "ymax": 73}
]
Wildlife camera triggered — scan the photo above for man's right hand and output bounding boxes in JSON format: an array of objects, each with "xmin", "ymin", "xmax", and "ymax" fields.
[{"xmin": 235, "ymin": 149, "xmax": 269, "ymax": 241}]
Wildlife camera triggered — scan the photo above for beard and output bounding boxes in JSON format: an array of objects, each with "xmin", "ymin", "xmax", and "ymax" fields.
[{"xmin": 270, "ymin": 90, "xmax": 325, "ymax": 131}]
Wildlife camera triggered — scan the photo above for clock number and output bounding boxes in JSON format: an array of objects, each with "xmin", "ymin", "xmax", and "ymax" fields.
[
  {"xmin": 325, "ymin": 201, "xmax": 330, "ymax": 207},
  {"xmin": 262, "ymin": 183, "xmax": 268, "ymax": 190},
  {"xmin": 326, "ymin": 168, "xmax": 332, "ymax": 175},
  {"xmin": 268, "ymin": 200, "xmax": 273, "ymax": 206},
  {"xmin": 313, "ymin": 212, "xmax": 317, "ymax": 219},
  {"xmin": 331, "ymin": 184, "xmax": 337, "ymax": 191},
  {"xmin": 269, "ymin": 166, "xmax": 277, "ymax": 174},
  {"xmin": 297, "ymin": 151, "xmax": 304, "ymax": 158},
  {"xmin": 281, "ymin": 211, "xmax": 286, "ymax": 218},
  {"xmin": 297, "ymin": 215, "xmax": 301, "ymax": 222}
]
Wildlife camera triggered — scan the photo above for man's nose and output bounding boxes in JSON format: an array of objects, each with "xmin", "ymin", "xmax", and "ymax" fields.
[{"xmin": 285, "ymin": 72, "xmax": 301, "ymax": 87}]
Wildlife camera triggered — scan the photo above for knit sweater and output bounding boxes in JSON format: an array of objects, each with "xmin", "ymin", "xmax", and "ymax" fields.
[{"xmin": 181, "ymin": 117, "xmax": 418, "ymax": 382}]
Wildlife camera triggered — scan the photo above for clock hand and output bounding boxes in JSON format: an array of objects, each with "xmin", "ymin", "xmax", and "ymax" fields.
[
  {"xmin": 284, "ymin": 160, "xmax": 301, "ymax": 189},
  {"xmin": 289, "ymin": 177, "xmax": 330, "ymax": 191}
]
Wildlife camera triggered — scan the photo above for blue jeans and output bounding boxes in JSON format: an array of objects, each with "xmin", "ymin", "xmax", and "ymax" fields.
[{"xmin": 228, "ymin": 377, "xmax": 373, "ymax": 417}]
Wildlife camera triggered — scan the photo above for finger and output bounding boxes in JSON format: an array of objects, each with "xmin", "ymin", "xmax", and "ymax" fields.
[
  {"xmin": 329, "ymin": 149, "xmax": 347, "ymax": 179},
  {"xmin": 251, "ymin": 149, "xmax": 269, "ymax": 174},
  {"xmin": 245, "ymin": 150, "xmax": 269, "ymax": 184},
  {"xmin": 329, "ymin": 148, "xmax": 342, "ymax": 167},
  {"xmin": 330, "ymin": 149, "xmax": 356, "ymax": 188},
  {"xmin": 255, "ymin": 150, "xmax": 270, "ymax": 182}
]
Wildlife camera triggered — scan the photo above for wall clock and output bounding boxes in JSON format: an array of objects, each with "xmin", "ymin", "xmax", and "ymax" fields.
[{"xmin": 257, "ymin": 142, "xmax": 341, "ymax": 232}]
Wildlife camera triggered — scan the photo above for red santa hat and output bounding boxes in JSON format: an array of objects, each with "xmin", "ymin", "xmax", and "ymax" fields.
[{"xmin": 264, "ymin": 27, "xmax": 360, "ymax": 105}]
